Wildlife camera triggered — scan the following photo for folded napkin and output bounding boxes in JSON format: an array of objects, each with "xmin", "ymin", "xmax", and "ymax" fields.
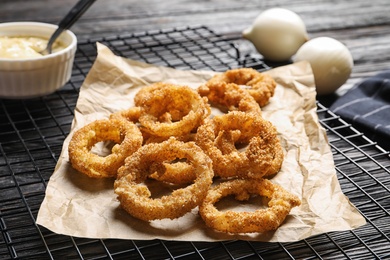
[{"xmin": 330, "ymin": 71, "xmax": 390, "ymax": 150}]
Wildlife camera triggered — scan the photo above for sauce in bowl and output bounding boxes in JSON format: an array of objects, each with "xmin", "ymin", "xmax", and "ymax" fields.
[{"xmin": 0, "ymin": 36, "xmax": 66, "ymax": 59}]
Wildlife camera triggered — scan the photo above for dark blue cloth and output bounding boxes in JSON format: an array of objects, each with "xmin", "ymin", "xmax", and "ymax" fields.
[{"xmin": 330, "ymin": 71, "xmax": 390, "ymax": 150}]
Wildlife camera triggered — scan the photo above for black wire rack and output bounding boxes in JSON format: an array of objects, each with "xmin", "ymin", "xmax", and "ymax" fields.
[{"xmin": 0, "ymin": 25, "xmax": 389, "ymax": 260}]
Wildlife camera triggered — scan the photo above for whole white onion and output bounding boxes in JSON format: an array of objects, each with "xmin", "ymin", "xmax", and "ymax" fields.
[
  {"xmin": 243, "ymin": 8, "xmax": 309, "ymax": 62},
  {"xmin": 293, "ymin": 37, "xmax": 354, "ymax": 95}
]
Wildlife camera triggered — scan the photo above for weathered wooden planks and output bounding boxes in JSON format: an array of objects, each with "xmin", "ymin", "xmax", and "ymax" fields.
[{"xmin": 1, "ymin": 0, "xmax": 389, "ymax": 94}]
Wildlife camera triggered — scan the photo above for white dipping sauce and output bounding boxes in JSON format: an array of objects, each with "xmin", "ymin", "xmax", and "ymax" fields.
[{"xmin": 0, "ymin": 36, "xmax": 66, "ymax": 59}]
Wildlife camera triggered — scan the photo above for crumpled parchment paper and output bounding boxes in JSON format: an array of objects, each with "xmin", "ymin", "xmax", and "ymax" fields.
[{"xmin": 36, "ymin": 43, "xmax": 366, "ymax": 242}]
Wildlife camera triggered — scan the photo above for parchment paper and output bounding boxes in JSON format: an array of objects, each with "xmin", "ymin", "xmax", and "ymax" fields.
[{"xmin": 36, "ymin": 43, "xmax": 366, "ymax": 242}]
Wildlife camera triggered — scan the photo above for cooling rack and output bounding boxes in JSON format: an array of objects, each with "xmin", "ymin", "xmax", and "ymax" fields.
[{"xmin": 0, "ymin": 25, "xmax": 389, "ymax": 260}]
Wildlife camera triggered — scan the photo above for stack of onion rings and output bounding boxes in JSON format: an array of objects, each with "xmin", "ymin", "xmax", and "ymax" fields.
[{"xmin": 67, "ymin": 70, "xmax": 300, "ymax": 233}]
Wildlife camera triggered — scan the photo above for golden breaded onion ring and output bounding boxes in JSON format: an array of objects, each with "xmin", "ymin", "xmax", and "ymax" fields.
[
  {"xmin": 205, "ymin": 68, "xmax": 276, "ymax": 107},
  {"xmin": 196, "ymin": 111, "xmax": 284, "ymax": 179},
  {"xmin": 110, "ymin": 106, "xmax": 159, "ymax": 145},
  {"xmin": 114, "ymin": 137, "xmax": 214, "ymax": 221},
  {"xmin": 135, "ymin": 82, "xmax": 211, "ymax": 138},
  {"xmin": 110, "ymin": 105, "xmax": 196, "ymax": 146},
  {"xmin": 199, "ymin": 178, "xmax": 301, "ymax": 234},
  {"xmin": 198, "ymin": 81, "xmax": 261, "ymax": 114},
  {"xmin": 68, "ymin": 118, "xmax": 143, "ymax": 178},
  {"xmin": 110, "ymin": 106, "xmax": 194, "ymax": 145},
  {"xmin": 110, "ymin": 106, "xmax": 142, "ymax": 123},
  {"xmin": 148, "ymin": 160, "xmax": 197, "ymax": 184}
]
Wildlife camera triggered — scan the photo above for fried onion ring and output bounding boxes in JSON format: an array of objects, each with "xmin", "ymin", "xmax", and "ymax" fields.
[
  {"xmin": 114, "ymin": 137, "xmax": 214, "ymax": 221},
  {"xmin": 199, "ymin": 178, "xmax": 301, "ymax": 234},
  {"xmin": 195, "ymin": 111, "xmax": 284, "ymax": 179},
  {"xmin": 134, "ymin": 82, "xmax": 211, "ymax": 138},
  {"xmin": 205, "ymin": 68, "xmax": 276, "ymax": 107},
  {"xmin": 110, "ymin": 106, "xmax": 141, "ymax": 123},
  {"xmin": 198, "ymin": 81, "xmax": 261, "ymax": 114},
  {"xmin": 110, "ymin": 106, "xmax": 165, "ymax": 145},
  {"xmin": 149, "ymin": 160, "xmax": 197, "ymax": 184},
  {"xmin": 110, "ymin": 106, "xmax": 194, "ymax": 145},
  {"xmin": 68, "ymin": 118, "xmax": 143, "ymax": 178}
]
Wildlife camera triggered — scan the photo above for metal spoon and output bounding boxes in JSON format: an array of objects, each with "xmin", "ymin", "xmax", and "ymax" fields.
[{"xmin": 40, "ymin": 0, "xmax": 96, "ymax": 55}]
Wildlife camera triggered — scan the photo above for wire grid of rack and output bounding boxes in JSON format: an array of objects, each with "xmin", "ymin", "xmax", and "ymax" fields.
[{"xmin": 0, "ymin": 26, "xmax": 389, "ymax": 260}]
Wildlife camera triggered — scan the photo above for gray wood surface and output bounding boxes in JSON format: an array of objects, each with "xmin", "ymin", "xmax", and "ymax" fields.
[{"xmin": 1, "ymin": 0, "xmax": 390, "ymax": 95}]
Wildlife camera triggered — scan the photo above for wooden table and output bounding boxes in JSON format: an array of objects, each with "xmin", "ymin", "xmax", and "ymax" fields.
[
  {"xmin": 1, "ymin": 1, "xmax": 389, "ymax": 259},
  {"xmin": 1, "ymin": 0, "xmax": 390, "ymax": 94}
]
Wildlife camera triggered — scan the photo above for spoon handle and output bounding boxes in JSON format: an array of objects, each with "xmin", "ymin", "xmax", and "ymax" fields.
[
  {"xmin": 46, "ymin": 0, "xmax": 96, "ymax": 53},
  {"xmin": 58, "ymin": 0, "xmax": 97, "ymax": 30}
]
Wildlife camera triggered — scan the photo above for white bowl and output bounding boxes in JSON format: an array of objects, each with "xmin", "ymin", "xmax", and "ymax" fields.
[{"xmin": 0, "ymin": 22, "xmax": 77, "ymax": 98}]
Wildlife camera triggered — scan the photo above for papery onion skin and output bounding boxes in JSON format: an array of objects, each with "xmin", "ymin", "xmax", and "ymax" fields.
[
  {"xmin": 243, "ymin": 8, "xmax": 308, "ymax": 62},
  {"xmin": 293, "ymin": 37, "xmax": 354, "ymax": 95}
]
